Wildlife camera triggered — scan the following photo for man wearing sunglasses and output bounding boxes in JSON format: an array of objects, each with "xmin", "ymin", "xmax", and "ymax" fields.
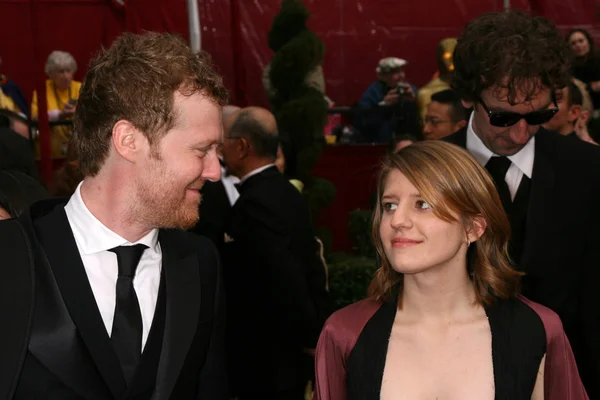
[{"xmin": 446, "ymin": 10, "xmax": 600, "ymax": 398}]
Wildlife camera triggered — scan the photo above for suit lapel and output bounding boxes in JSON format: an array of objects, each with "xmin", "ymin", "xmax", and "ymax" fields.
[
  {"xmin": 153, "ymin": 230, "xmax": 200, "ymax": 400},
  {"xmin": 443, "ymin": 127, "xmax": 467, "ymax": 148},
  {"xmin": 521, "ymin": 134, "xmax": 558, "ymax": 270},
  {"xmin": 448, "ymin": 128, "xmax": 559, "ymax": 271},
  {"xmin": 32, "ymin": 204, "xmax": 127, "ymax": 399}
]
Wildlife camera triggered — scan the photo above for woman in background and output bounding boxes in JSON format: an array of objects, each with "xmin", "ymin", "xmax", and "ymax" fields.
[
  {"xmin": 567, "ymin": 29, "xmax": 600, "ymax": 114},
  {"xmin": 314, "ymin": 141, "xmax": 587, "ymax": 400},
  {"xmin": 31, "ymin": 50, "xmax": 81, "ymax": 158}
]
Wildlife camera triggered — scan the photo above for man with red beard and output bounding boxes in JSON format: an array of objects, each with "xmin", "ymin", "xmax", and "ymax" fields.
[{"xmin": 0, "ymin": 32, "xmax": 230, "ymax": 399}]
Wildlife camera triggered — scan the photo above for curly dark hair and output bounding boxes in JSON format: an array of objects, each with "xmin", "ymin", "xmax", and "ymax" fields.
[{"xmin": 452, "ymin": 10, "xmax": 572, "ymax": 104}]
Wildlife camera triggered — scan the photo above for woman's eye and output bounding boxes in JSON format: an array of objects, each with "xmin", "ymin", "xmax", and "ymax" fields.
[
  {"xmin": 382, "ymin": 202, "xmax": 397, "ymax": 212},
  {"xmin": 416, "ymin": 200, "xmax": 430, "ymax": 210}
]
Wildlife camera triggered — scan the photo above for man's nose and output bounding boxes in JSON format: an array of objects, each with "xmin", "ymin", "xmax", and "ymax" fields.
[
  {"xmin": 203, "ymin": 151, "xmax": 222, "ymax": 182},
  {"xmin": 509, "ymin": 118, "xmax": 531, "ymax": 145}
]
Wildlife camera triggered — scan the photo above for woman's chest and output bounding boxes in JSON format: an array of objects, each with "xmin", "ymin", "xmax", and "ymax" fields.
[{"xmin": 380, "ymin": 320, "xmax": 494, "ymax": 400}]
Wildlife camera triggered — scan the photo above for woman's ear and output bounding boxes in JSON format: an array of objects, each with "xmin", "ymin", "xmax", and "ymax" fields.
[{"xmin": 466, "ymin": 215, "xmax": 487, "ymax": 244}]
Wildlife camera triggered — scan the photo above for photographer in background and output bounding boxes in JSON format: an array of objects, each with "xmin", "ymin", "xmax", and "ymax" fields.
[{"xmin": 355, "ymin": 57, "xmax": 419, "ymax": 143}]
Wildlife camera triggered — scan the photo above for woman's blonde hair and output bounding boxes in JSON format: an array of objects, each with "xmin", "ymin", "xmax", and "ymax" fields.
[{"xmin": 369, "ymin": 141, "xmax": 522, "ymax": 306}]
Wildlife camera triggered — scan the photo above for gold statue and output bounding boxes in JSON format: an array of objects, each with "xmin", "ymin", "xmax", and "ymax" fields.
[{"xmin": 417, "ymin": 38, "xmax": 457, "ymax": 120}]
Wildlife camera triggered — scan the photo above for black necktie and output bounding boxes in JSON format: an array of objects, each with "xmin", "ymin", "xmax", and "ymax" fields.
[
  {"xmin": 234, "ymin": 182, "xmax": 242, "ymax": 193},
  {"xmin": 108, "ymin": 244, "xmax": 147, "ymax": 383},
  {"xmin": 485, "ymin": 156, "xmax": 512, "ymax": 212}
]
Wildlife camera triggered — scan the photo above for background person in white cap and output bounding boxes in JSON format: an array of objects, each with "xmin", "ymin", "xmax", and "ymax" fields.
[{"xmin": 355, "ymin": 57, "xmax": 419, "ymax": 143}]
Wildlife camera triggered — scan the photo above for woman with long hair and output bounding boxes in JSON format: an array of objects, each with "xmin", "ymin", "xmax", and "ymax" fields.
[
  {"xmin": 314, "ymin": 141, "xmax": 586, "ymax": 400},
  {"xmin": 567, "ymin": 29, "xmax": 600, "ymax": 115}
]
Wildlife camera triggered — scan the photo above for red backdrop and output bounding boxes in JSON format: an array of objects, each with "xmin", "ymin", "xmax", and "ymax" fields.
[
  {"xmin": 1, "ymin": 0, "xmax": 599, "ymax": 250},
  {"xmin": 2, "ymin": 0, "xmax": 600, "ymax": 108}
]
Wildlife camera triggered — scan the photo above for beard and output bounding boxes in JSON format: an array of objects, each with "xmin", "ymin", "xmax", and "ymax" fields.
[{"xmin": 134, "ymin": 162, "xmax": 203, "ymax": 230}]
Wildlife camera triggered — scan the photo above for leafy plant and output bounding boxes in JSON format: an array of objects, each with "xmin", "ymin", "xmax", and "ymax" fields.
[
  {"xmin": 327, "ymin": 253, "xmax": 378, "ymax": 310},
  {"xmin": 267, "ymin": 0, "xmax": 335, "ymax": 223},
  {"xmin": 349, "ymin": 209, "xmax": 376, "ymax": 258}
]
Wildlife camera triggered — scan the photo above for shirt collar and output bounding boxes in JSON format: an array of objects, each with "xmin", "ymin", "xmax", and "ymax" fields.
[
  {"xmin": 239, "ymin": 163, "xmax": 276, "ymax": 183},
  {"xmin": 64, "ymin": 181, "xmax": 159, "ymax": 255},
  {"xmin": 465, "ymin": 114, "xmax": 535, "ymax": 179}
]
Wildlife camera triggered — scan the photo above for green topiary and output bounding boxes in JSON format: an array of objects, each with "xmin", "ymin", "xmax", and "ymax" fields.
[
  {"xmin": 267, "ymin": 0, "xmax": 310, "ymax": 52},
  {"xmin": 348, "ymin": 209, "xmax": 376, "ymax": 258},
  {"xmin": 269, "ymin": 31, "xmax": 325, "ymax": 101},
  {"xmin": 266, "ymin": 0, "xmax": 336, "ymax": 237},
  {"xmin": 327, "ymin": 253, "xmax": 378, "ymax": 310}
]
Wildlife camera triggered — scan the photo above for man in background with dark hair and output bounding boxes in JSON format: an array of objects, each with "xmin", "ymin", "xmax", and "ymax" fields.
[
  {"xmin": 0, "ymin": 122, "xmax": 41, "ymax": 182},
  {"xmin": 543, "ymin": 80, "xmax": 597, "ymax": 144},
  {"xmin": 422, "ymin": 89, "xmax": 468, "ymax": 140},
  {"xmin": 0, "ymin": 170, "xmax": 48, "ymax": 219},
  {"xmin": 221, "ymin": 107, "xmax": 329, "ymax": 400},
  {"xmin": 447, "ymin": 10, "xmax": 600, "ymax": 396}
]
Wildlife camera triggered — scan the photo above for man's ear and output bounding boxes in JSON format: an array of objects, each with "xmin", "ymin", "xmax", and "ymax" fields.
[
  {"xmin": 454, "ymin": 119, "xmax": 467, "ymax": 132},
  {"xmin": 112, "ymin": 120, "xmax": 143, "ymax": 163},
  {"xmin": 461, "ymin": 99, "xmax": 474, "ymax": 109},
  {"xmin": 466, "ymin": 215, "xmax": 487, "ymax": 245},
  {"xmin": 568, "ymin": 105, "xmax": 582, "ymax": 124},
  {"xmin": 236, "ymin": 136, "xmax": 250, "ymax": 159}
]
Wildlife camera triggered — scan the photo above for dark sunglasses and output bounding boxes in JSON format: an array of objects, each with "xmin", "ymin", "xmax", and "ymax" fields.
[{"xmin": 478, "ymin": 97, "xmax": 559, "ymax": 127}]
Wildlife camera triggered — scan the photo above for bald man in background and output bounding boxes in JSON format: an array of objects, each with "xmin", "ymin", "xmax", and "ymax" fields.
[{"xmin": 220, "ymin": 107, "xmax": 330, "ymax": 400}]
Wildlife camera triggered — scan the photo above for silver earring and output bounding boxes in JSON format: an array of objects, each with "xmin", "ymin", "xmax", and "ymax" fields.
[{"xmin": 467, "ymin": 239, "xmax": 471, "ymax": 247}]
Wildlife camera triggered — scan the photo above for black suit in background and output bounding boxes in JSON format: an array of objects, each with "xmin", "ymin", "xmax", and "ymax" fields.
[
  {"xmin": 0, "ymin": 127, "xmax": 41, "ymax": 183},
  {"xmin": 190, "ymin": 180, "xmax": 231, "ymax": 248},
  {"xmin": 445, "ymin": 128, "xmax": 600, "ymax": 398},
  {"xmin": 0, "ymin": 198, "xmax": 228, "ymax": 399},
  {"xmin": 221, "ymin": 166, "xmax": 330, "ymax": 398}
]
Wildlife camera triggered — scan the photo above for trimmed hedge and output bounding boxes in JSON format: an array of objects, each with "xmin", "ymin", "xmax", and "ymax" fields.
[
  {"xmin": 327, "ymin": 253, "xmax": 378, "ymax": 310},
  {"xmin": 267, "ymin": 0, "xmax": 335, "ymax": 220},
  {"xmin": 348, "ymin": 209, "xmax": 375, "ymax": 258}
]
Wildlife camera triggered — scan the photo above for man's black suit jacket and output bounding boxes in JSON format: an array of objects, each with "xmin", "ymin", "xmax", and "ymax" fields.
[
  {"xmin": 0, "ymin": 198, "xmax": 228, "ymax": 399},
  {"xmin": 445, "ymin": 128, "xmax": 600, "ymax": 397},
  {"xmin": 191, "ymin": 180, "xmax": 231, "ymax": 248},
  {"xmin": 221, "ymin": 166, "xmax": 330, "ymax": 394},
  {"xmin": 0, "ymin": 127, "xmax": 41, "ymax": 182}
]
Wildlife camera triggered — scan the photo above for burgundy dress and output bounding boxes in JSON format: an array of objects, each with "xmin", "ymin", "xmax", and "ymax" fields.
[{"xmin": 314, "ymin": 295, "xmax": 588, "ymax": 400}]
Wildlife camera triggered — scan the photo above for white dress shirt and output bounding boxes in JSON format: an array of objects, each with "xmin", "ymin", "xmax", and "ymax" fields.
[
  {"xmin": 221, "ymin": 166, "xmax": 240, "ymax": 206},
  {"xmin": 239, "ymin": 163, "xmax": 276, "ymax": 184},
  {"xmin": 64, "ymin": 182, "xmax": 162, "ymax": 350},
  {"xmin": 466, "ymin": 115, "xmax": 535, "ymax": 200}
]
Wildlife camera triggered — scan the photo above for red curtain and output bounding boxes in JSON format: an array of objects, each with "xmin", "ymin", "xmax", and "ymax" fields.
[
  {"xmin": 1, "ymin": 0, "xmax": 598, "ymax": 248},
  {"xmin": 2, "ymin": 0, "xmax": 599, "ymax": 108}
]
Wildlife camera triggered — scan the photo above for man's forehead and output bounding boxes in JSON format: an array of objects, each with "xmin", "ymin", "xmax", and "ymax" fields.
[
  {"xmin": 428, "ymin": 101, "xmax": 452, "ymax": 115},
  {"xmin": 484, "ymin": 83, "xmax": 552, "ymax": 106},
  {"xmin": 554, "ymin": 86, "xmax": 568, "ymax": 98}
]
